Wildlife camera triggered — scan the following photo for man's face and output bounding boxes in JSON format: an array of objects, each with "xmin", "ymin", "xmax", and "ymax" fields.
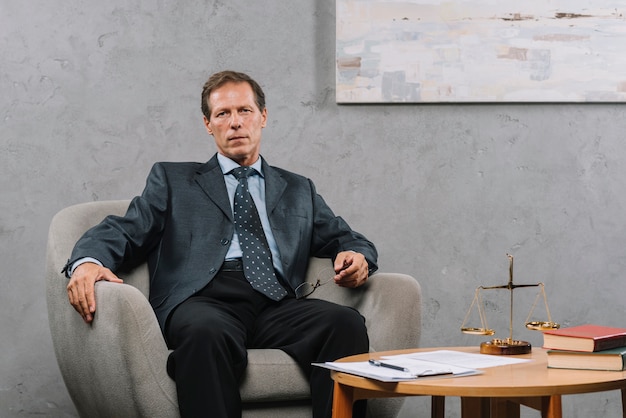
[{"xmin": 203, "ymin": 81, "xmax": 267, "ymax": 166}]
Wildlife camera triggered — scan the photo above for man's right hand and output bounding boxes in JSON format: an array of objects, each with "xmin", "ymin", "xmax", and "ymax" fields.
[{"xmin": 66, "ymin": 262, "xmax": 123, "ymax": 323}]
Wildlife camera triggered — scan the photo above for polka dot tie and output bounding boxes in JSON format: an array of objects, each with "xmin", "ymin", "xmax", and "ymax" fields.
[{"xmin": 230, "ymin": 167, "xmax": 287, "ymax": 301}]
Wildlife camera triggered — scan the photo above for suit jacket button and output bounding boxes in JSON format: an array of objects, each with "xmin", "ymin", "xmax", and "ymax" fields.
[
  {"xmin": 221, "ymin": 238, "xmax": 230, "ymax": 245},
  {"xmin": 209, "ymin": 268, "xmax": 216, "ymax": 274}
]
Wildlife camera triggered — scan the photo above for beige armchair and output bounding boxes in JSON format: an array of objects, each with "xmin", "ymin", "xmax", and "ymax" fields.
[{"xmin": 46, "ymin": 200, "xmax": 422, "ymax": 417}]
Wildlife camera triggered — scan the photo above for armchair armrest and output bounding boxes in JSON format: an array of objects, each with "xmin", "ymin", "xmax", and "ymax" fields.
[
  {"xmin": 354, "ymin": 272, "xmax": 422, "ymax": 352},
  {"xmin": 47, "ymin": 276, "xmax": 178, "ymax": 417},
  {"xmin": 306, "ymin": 258, "xmax": 422, "ymax": 352}
]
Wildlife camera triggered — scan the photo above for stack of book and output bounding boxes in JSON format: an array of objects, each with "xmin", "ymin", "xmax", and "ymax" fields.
[{"xmin": 543, "ymin": 324, "xmax": 626, "ymax": 371}]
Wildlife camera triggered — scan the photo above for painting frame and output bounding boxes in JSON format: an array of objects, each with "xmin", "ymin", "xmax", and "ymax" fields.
[{"xmin": 336, "ymin": 0, "xmax": 626, "ymax": 103}]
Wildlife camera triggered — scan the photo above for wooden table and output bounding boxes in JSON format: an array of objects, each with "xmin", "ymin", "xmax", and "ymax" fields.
[{"xmin": 331, "ymin": 346, "xmax": 626, "ymax": 418}]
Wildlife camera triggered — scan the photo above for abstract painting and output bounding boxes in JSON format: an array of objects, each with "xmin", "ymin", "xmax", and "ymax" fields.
[{"xmin": 336, "ymin": 1, "xmax": 626, "ymax": 103}]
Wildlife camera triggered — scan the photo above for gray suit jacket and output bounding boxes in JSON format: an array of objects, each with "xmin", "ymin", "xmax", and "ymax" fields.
[{"xmin": 66, "ymin": 154, "xmax": 378, "ymax": 332}]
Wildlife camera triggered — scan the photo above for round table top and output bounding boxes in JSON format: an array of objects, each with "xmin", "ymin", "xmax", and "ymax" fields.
[{"xmin": 331, "ymin": 346, "xmax": 626, "ymax": 398}]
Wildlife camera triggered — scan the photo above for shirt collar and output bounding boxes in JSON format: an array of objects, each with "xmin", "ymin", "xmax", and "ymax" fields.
[{"xmin": 217, "ymin": 153, "xmax": 264, "ymax": 177}]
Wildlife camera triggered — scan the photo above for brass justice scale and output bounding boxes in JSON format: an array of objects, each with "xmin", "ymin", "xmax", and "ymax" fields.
[{"xmin": 460, "ymin": 254, "xmax": 560, "ymax": 355}]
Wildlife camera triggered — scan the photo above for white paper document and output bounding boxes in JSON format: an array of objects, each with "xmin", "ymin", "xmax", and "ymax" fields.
[
  {"xmin": 314, "ymin": 349, "xmax": 529, "ymax": 383},
  {"xmin": 386, "ymin": 350, "xmax": 530, "ymax": 369}
]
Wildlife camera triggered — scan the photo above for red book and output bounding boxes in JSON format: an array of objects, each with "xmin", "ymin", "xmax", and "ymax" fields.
[{"xmin": 543, "ymin": 324, "xmax": 626, "ymax": 352}]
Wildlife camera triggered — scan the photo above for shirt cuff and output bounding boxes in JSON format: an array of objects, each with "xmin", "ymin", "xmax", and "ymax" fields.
[{"xmin": 68, "ymin": 257, "xmax": 103, "ymax": 278}]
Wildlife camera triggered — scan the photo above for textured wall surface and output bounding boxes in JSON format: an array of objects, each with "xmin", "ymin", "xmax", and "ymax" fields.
[{"xmin": 2, "ymin": 1, "xmax": 626, "ymax": 417}]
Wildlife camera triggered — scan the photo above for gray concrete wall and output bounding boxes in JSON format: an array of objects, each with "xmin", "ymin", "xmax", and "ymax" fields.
[{"xmin": 2, "ymin": 1, "xmax": 626, "ymax": 417}]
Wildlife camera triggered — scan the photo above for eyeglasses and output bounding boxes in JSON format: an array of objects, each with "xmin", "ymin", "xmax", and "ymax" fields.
[{"xmin": 294, "ymin": 268, "xmax": 334, "ymax": 299}]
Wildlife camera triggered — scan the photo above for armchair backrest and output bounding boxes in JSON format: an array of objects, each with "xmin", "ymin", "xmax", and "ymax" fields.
[{"xmin": 46, "ymin": 200, "xmax": 149, "ymax": 297}]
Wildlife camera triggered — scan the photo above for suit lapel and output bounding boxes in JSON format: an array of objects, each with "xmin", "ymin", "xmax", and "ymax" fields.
[
  {"xmin": 194, "ymin": 155, "xmax": 233, "ymax": 220},
  {"xmin": 262, "ymin": 158, "xmax": 287, "ymax": 216}
]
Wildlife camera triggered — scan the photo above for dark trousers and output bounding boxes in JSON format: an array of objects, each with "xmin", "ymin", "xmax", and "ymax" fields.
[{"xmin": 164, "ymin": 268, "xmax": 369, "ymax": 418}]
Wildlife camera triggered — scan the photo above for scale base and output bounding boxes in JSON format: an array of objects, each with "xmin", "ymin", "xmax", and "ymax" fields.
[{"xmin": 480, "ymin": 339, "xmax": 532, "ymax": 355}]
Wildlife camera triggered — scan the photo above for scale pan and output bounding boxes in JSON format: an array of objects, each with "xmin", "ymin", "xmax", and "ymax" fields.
[
  {"xmin": 525, "ymin": 321, "xmax": 560, "ymax": 331},
  {"xmin": 461, "ymin": 327, "xmax": 495, "ymax": 336}
]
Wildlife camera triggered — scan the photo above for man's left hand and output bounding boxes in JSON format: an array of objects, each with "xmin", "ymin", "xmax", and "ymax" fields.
[{"xmin": 333, "ymin": 251, "xmax": 369, "ymax": 288}]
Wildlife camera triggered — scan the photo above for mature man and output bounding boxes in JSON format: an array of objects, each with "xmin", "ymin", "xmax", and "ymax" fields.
[{"xmin": 64, "ymin": 70, "xmax": 377, "ymax": 418}]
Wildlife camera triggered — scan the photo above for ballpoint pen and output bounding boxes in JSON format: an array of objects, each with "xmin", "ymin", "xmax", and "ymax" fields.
[
  {"xmin": 369, "ymin": 359, "xmax": 454, "ymax": 377},
  {"xmin": 368, "ymin": 359, "xmax": 410, "ymax": 373}
]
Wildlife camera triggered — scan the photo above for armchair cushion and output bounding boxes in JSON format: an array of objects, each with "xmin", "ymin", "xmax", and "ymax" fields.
[{"xmin": 46, "ymin": 201, "xmax": 422, "ymax": 417}]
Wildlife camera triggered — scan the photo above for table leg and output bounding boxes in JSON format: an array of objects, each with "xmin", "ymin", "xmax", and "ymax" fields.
[
  {"xmin": 489, "ymin": 398, "xmax": 521, "ymax": 418},
  {"xmin": 332, "ymin": 381, "xmax": 354, "ymax": 418},
  {"xmin": 502, "ymin": 396, "xmax": 562, "ymax": 418},
  {"xmin": 543, "ymin": 395, "xmax": 562, "ymax": 418},
  {"xmin": 431, "ymin": 396, "xmax": 445, "ymax": 418},
  {"xmin": 622, "ymin": 387, "xmax": 626, "ymax": 418},
  {"xmin": 461, "ymin": 397, "xmax": 490, "ymax": 418},
  {"xmin": 462, "ymin": 396, "xmax": 562, "ymax": 418}
]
